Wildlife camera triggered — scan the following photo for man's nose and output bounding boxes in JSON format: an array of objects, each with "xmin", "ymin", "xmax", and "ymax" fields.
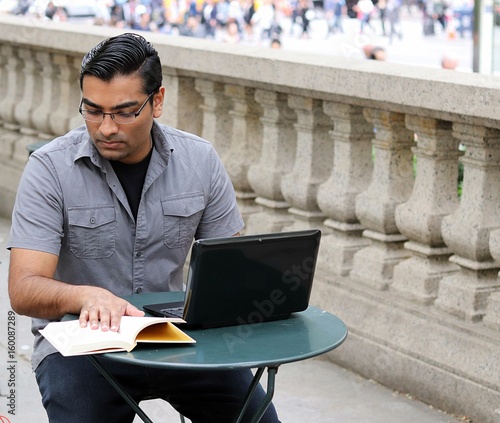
[{"xmin": 99, "ymin": 114, "xmax": 119, "ymax": 136}]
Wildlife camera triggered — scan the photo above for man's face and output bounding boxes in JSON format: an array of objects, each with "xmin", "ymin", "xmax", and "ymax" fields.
[{"xmin": 81, "ymin": 74, "xmax": 164, "ymax": 164}]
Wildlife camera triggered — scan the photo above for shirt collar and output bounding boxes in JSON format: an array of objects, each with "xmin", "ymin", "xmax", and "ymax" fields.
[{"xmin": 73, "ymin": 121, "xmax": 172, "ymax": 168}]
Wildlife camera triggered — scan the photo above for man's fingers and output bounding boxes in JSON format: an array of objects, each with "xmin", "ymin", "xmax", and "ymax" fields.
[
  {"xmin": 79, "ymin": 308, "xmax": 89, "ymax": 328},
  {"xmin": 109, "ymin": 303, "xmax": 144, "ymax": 332},
  {"xmin": 99, "ymin": 309, "xmax": 111, "ymax": 332},
  {"xmin": 125, "ymin": 303, "xmax": 145, "ymax": 317},
  {"xmin": 87, "ymin": 306, "xmax": 100, "ymax": 330},
  {"xmin": 78, "ymin": 293, "xmax": 143, "ymax": 332},
  {"xmin": 78, "ymin": 307, "xmax": 101, "ymax": 329}
]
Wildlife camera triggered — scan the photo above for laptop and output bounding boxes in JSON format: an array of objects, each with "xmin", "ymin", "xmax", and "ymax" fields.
[{"xmin": 143, "ymin": 229, "xmax": 321, "ymax": 328}]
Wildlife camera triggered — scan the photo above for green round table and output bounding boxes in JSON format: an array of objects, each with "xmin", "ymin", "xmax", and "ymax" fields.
[{"xmin": 84, "ymin": 291, "xmax": 348, "ymax": 423}]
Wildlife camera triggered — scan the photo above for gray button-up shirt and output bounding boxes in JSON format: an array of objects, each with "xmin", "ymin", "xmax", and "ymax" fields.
[{"xmin": 8, "ymin": 121, "xmax": 244, "ymax": 370}]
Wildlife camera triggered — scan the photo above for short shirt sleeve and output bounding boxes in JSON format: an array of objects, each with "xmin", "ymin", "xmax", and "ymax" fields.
[{"xmin": 194, "ymin": 147, "xmax": 244, "ymax": 239}]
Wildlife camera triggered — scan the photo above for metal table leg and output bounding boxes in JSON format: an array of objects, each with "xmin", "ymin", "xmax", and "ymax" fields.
[
  {"xmin": 235, "ymin": 366, "xmax": 279, "ymax": 423},
  {"xmin": 88, "ymin": 355, "xmax": 278, "ymax": 423},
  {"xmin": 87, "ymin": 355, "xmax": 154, "ymax": 423}
]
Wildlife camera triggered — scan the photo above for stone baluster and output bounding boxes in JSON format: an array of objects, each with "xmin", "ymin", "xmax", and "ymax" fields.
[
  {"xmin": 281, "ymin": 95, "xmax": 332, "ymax": 231},
  {"xmin": 485, "ymin": 229, "xmax": 500, "ymax": 330},
  {"xmin": 160, "ymin": 72, "xmax": 202, "ymax": 136},
  {"xmin": 246, "ymin": 89, "xmax": 297, "ymax": 234},
  {"xmin": 392, "ymin": 116, "xmax": 461, "ymax": 303},
  {"xmin": 13, "ymin": 47, "xmax": 41, "ymax": 136},
  {"xmin": 436, "ymin": 124, "xmax": 500, "ymax": 321},
  {"xmin": 194, "ymin": 79, "xmax": 232, "ymax": 159},
  {"xmin": 0, "ymin": 45, "xmax": 28, "ymax": 167},
  {"xmin": 32, "ymin": 50, "xmax": 58, "ymax": 139},
  {"xmin": 0, "ymin": 50, "xmax": 6, "ymax": 126},
  {"xmin": 0, "ymin": 46, "xmax": 9, "ymax": 139},
  {"xmin": 350, "ymin": 109, "xmax": 415, "ymax": 290},
  {"xmin": 0, "ymin": 45, "xmax": 22, "ymax": 130},
  {"xmin": 316, "ymin": 103, "xmax": 374, "ymax": 276},
  {"xmin": 223, "ymin": 85, "xmax": 262, "ymax": 220},
  {"xmin": 49, "ymin": 54, "xmax": 82, "ymax": 136}
]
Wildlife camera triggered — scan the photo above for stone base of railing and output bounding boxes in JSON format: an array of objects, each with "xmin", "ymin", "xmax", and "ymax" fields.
[
  {"xmin": 312, "ymin": 271, "xmax": 500, "ymax": 423},
  {"xmin": 0, "ymin": 127, "xmax": 39, "ymax": 217}
]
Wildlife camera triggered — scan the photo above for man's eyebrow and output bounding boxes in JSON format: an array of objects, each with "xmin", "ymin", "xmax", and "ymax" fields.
[{"xmin": 81, "ymin": 98, "xmax": 140, "ymax": 110}]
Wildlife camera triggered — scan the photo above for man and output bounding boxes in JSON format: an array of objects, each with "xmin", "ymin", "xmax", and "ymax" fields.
[{"xmin": 7, "ymin": 33, "xmax": 281, "ymax": 423}]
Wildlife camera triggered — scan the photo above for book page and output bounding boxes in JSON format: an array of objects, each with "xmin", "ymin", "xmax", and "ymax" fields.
[
  {"xmin": 39, "ymin": 320, "xmax": 131, "ymax": 356},
  {"xmin": 40, "ymin": 316, "xmax": 194, "ymax": 357},
  {"xmin": 136, "ymin": 320, "xmax": 195, "ymax": 343}
]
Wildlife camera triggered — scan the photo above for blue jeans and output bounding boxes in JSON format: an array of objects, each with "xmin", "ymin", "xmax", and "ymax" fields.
[{"xmin": 35, "ymin": 353, "xmax": 281, "ymax": 423}]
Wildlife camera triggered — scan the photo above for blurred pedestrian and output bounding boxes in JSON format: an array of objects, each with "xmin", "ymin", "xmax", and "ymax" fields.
[
  {"xmin": 110, "ymin": 2, "xmax": 126, "ymax": 27},
  {"xmin": 357, "ymin": 0, "xmax": 375, "ymax": 34},
  {"xmin": 14, "ymin": 0, "xmax": 31, "ymax": 15},
  {"xmin": 387, "ymin": 0, "xmax": 402, "ymax": 42},
  {"xmin": 131, "ymin": 5, "xmax": 154, "ymax": 32},
  {"xmin": 45, "ymin": 1, "xmax": 67, "ymax": 21},
  {"xmin": 242, "ymin": 0, "xmax": 257, "ymax": 40},
  {"xmin": 122, "ymin": 0, "xmax": 142, "ymax": 28},
  {"xmin": 432, "ymin": 0, "xmax": 448, "ymax": 31},
  {"xmin": 324, "ymin": 0, "xmax": 345, "ymax": 36},
  {"xmin": 223, "ymin": 20, "xmax": 242, "ymax": 42},
  {"xmin": 227, "ymin": 0, "xmax": 245, "ymax": 31},
  {"xmin": 178, "ymin": 15, "xmax": 205, "ymax": 36},
  {"xmin": 294, "ymin": 0, "xmax": 313, "ymax": 37},
  {"xmin": 166, "ymin": 0, "xmax": 188, "ymax": 31},
  {"xmin": 251, "ymin": 0, "xmax": 276, "ymax": 40},
  {"xmin": 201, "ymin": 0, "xmax": 218, "ymax": 38},
  {"xmin": 376, "ymin": 0, "xmax": 387, "ymax": 35}
]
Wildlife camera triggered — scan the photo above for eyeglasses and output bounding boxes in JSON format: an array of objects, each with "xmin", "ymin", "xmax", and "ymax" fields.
[{"xmin": 79, "ymin": 91, "xmax": 156, "ymax": 124}]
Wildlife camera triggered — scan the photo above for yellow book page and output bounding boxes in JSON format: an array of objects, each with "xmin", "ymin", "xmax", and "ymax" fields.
[{"xmin": 136, "ymin": 321, "xmax": 195, "ymax": 343}]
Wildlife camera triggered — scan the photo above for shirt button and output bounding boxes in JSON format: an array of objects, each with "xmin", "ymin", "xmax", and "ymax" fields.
[
  {"xmin": 135, "ymin": 252, "xmax": 142, "ymax": 258},
  {"xmin": 135, "ymin": 287, "xmax": 143, "ymax": 294},
  {"xmin": 90, "ymin": 217, "xmax": 96, "ymax": 224}
]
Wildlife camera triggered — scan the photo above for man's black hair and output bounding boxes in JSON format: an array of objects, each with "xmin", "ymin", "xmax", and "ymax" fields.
[{"xmin": 80, "ymin": 33, "xmax": 162, "ymax": 95}]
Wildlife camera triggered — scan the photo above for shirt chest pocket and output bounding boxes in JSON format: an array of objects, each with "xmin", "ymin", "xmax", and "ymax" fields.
[
  {"xmin": 161, "ymin": 193, "xmax": 205, "ymax": 249},
  {"xmin": 67, "ymin": 206, "xmax": 116, "ymax": 259}
]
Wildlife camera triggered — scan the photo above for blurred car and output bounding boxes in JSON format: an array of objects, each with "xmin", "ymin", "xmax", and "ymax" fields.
[{"xmin": 0, "ymin": 0, "xmax": 20, "ymax": 13}]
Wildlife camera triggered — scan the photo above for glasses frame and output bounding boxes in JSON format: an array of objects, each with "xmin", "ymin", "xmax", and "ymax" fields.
[{"xmin": 79, "ymin": 91, "xmax": 156, "ymax": 124}]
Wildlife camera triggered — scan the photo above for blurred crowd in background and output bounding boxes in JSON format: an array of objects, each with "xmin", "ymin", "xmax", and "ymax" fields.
[{"xmin": 1, "ymin": 0, "xmax": 475, "ymax": 48}]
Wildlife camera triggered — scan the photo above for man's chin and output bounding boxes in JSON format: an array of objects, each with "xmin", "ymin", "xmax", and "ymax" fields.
[{"xmin": 97, "ymin": 149, "xmax": 127, "ymax": 162}]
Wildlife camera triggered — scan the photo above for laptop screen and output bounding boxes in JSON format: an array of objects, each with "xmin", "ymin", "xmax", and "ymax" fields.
[{"xmin": 183, "ymin": 229, "xmax": 321, "ymax": 327}]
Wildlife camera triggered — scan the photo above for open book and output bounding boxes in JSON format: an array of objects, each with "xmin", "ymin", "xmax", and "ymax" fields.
[{"xmin": 39, "ymin": 316, "xmax": 196, "ymax": 356}]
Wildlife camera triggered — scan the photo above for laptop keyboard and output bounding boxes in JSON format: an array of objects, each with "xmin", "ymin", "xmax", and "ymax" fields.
[{"xmin": 160, "ymin": 307, "xmax": 184, "ymax": 318}]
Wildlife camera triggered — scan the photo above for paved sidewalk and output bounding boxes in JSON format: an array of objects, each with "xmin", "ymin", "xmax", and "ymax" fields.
[
  {"xmin": 257, "ymin": 10, "xmax": 474, "ymax": 72},
  {"xmin": 0, "ymin": 216, "xmax": 464, "ymax": 423}
]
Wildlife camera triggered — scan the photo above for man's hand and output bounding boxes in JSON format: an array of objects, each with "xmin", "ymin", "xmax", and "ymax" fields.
[
  {"xmin": 8, "ymin": 248, "xmax": 144, "ymax": 331},
  {"xmin": 78, "ymin": 287, "xmax": 144, "ymax": 332}
]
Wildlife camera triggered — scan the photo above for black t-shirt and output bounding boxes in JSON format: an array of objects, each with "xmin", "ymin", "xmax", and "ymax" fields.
[{"xmin": 110, "ymin": 147, "xmax": 153, "ymax": 220}]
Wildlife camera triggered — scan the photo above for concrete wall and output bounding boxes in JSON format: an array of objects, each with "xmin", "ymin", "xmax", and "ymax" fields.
[{"xmin": 1, "ymin": 14, "xmax": 499, "ymax": 422}]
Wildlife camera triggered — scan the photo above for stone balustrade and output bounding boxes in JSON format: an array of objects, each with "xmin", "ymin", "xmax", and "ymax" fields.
[{"xmin": 0, "ymin": 14, "xmax": 499, "ymax": 423}]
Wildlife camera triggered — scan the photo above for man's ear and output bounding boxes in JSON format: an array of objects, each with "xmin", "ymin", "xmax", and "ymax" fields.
[{"xmin": 153, "ymin": 86, "xmax": 165, "ymax": 118}]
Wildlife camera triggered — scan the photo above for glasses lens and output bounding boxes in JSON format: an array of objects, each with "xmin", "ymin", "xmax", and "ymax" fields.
[
  {"xmin": 80, "ymin": 110, "xmax": 103, "ymax": 122},
  {"xmin": 112, "ymin": 113, "xmax": 136, "ymax": 124}
]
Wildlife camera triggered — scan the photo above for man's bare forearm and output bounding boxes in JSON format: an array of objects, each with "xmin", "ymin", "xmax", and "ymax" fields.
[
  {"xmin": 8, "ymin": 248, "xmax": 143, "ymax": 330},
  {"xmin": 9, "ymin": 274, "xmax": 93, "ymax": 319}
]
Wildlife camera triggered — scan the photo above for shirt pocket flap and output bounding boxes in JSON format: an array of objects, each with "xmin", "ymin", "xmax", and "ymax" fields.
[
  {"xmin": 161, "ymin": 193, "xmax": 205, "ymax": 217},
  {"xmin": 68, "ymin": 206, "xmax": 116, "ymax": 229}
]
